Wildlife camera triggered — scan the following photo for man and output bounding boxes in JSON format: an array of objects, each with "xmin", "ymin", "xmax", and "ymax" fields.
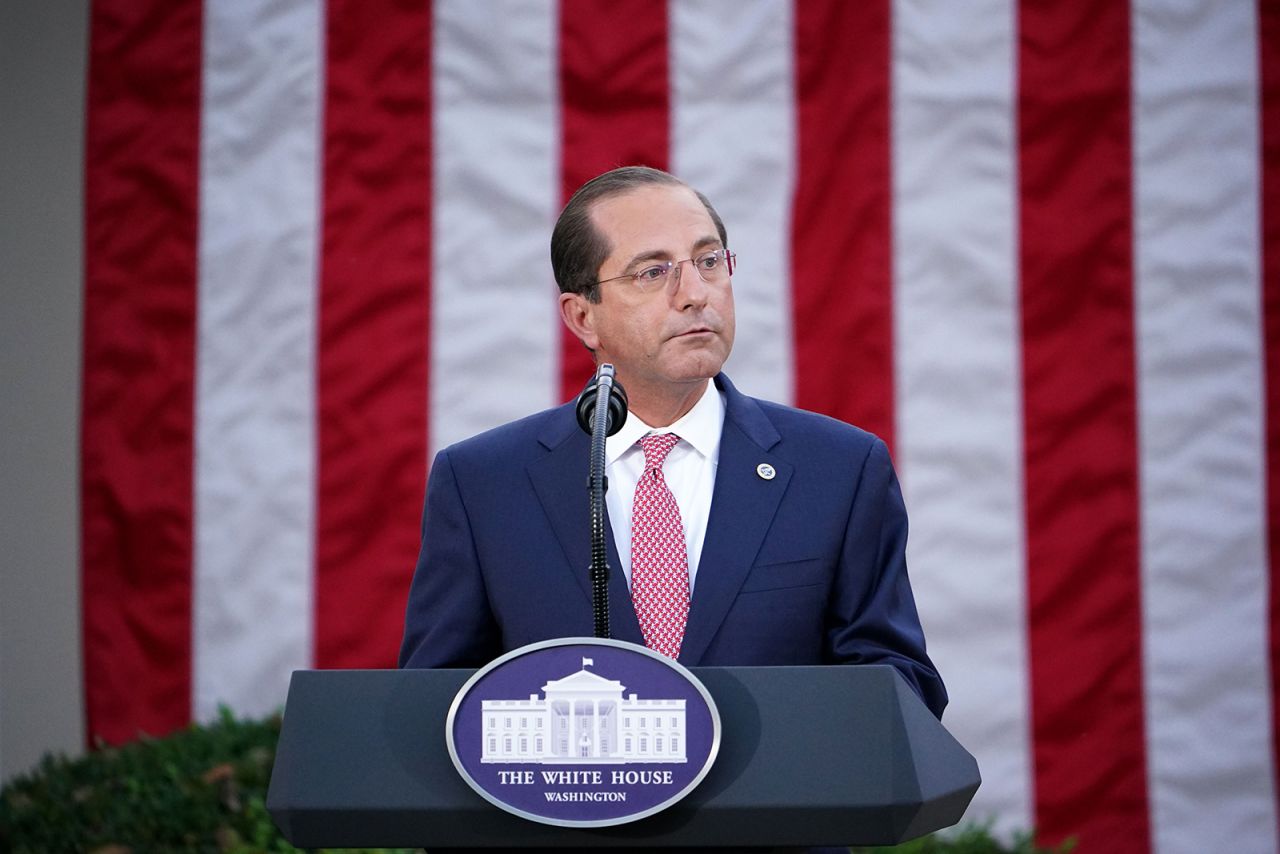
[{"xmin": 399, "ymin": 166, "xmax": 945, "ymax": 720}]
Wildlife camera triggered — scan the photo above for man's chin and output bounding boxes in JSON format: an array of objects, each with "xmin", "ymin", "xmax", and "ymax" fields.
[{"xmin": 664, "ymin": 355, "xmax": 728, "ymax": 385}]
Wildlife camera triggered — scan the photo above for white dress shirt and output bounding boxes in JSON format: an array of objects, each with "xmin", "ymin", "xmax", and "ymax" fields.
[{"xmin": 604, "ymin": 382, "xmax": 726, "ymax": 593}]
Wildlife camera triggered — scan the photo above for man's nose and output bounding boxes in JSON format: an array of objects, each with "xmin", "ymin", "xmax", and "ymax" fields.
[{"xmin": 671, "ymin": 259, "xmax": 709, "ymax": 308}]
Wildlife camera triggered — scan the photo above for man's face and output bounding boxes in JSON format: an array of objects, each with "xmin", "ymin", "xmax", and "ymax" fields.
[{"xmin": 570, "ymin": 184, "xmax": 736, "ymax": 400}]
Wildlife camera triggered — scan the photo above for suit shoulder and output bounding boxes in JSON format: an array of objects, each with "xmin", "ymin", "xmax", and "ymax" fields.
[
  {"xmin": 751, "ymin": 397, "xmax": 886, "ymax": 456},
  {"xmin": 436, "ymin": 403, "xmax": 574, "ymax": 466}
]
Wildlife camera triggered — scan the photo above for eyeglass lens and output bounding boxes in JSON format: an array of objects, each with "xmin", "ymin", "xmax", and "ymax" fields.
[{"xmin": 642, "ymin": 250, "xmax": 733, "ymax": 287}]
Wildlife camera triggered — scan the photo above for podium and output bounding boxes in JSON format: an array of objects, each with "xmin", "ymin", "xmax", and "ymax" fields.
[{"xmin": 267, "ymin": 665, "xmax": 978, "ymax": 848}]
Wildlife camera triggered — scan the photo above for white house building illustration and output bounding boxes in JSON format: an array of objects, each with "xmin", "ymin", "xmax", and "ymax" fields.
[{"xmin": 481, "ymin": 659, "xmax": 687, "ymax": 764}]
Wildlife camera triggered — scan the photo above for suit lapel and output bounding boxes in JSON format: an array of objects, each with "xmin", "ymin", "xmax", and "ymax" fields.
[
  {"xmin": 606, "ymin": 536, "xmax": 644, "ymax": 645},
  {"xmin": 678, "ymin": 377, "xmax": 790, "ymax": 665},
  {"xmin": 527, "ymin": 407, "xmax": 644, "ymax": 645}
]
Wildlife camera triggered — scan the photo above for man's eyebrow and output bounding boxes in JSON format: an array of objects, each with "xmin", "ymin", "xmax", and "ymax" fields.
[
  {"xmin": 622, "ymin": 249, "xmax": 670, "ymax": 271},
  {"xmin": 622, "ymin": 236, "xmax": 723, "ymax": 271}
]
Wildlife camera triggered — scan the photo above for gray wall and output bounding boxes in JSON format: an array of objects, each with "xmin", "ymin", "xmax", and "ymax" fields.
[{"xmin": 0, "ymin": 1, "xmax": 90, "ymax": 782}]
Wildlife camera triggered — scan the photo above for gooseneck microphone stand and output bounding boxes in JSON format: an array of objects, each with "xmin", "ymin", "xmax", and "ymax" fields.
[{"xmin": 576, "ymin": 363, "xmax": 628, "ymax": 640}]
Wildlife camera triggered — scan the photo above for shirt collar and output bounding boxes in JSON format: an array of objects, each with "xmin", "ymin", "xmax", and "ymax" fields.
[{"xmin": 605, "ymin": 380, "xmax": 726, "ymax": 465}]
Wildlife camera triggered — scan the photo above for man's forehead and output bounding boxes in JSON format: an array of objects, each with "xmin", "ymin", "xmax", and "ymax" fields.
[{"xmin": 589, "ymin": 184, "xmax": 716, "ymax": 248}]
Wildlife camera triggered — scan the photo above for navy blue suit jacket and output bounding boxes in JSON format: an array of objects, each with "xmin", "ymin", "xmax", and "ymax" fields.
[{"xmin": 399, "ymin": 375, "xmax": 946, "ymax": 718}]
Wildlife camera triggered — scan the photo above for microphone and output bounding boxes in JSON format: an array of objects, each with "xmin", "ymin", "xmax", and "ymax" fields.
[
  {"xmin": 577, "ymin": 363, "xmax": 627, "ymax": 639},
  {"xmin": 576, "ymin": 364, "xmax": 629, "ymax": 437}
]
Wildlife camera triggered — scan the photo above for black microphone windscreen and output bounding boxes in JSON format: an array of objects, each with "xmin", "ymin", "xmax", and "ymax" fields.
[{"xmin": 576, "ymin": 365, "xmax": 628, "ymax": 437}]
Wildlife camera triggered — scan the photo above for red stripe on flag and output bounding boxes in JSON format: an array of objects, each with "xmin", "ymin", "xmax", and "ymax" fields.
[
  {"xmin": 81, "ymin": 1, "xmax": 203, "ymax": 744},
  {"xmin": 314, "ymin": 0, "xmax": 431, "ymax": 669},
  {"xmin": 1018, "ymin": 2, "xmax": 1152, "ymax": 850},
  {"xmin": 791, "ymin": 0, "xmax": 895, "ymax": 446},
  {"xmin": 557, "ymin": 0, "xmax": 670, "ymax": 403},
  {"xmin": 1261, "ymin": 0, "xmax": 1280, "ymax": 830}
]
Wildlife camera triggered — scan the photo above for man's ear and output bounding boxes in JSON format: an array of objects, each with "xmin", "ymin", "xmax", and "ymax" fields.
[{"xmin": 558, "ymin": 292, "xmax": 600, "ymax": 351}]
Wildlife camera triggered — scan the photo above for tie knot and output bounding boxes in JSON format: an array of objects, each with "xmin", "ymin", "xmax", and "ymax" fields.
[{"xmin": 639, "ymin": 433, "xmax": 680, "ymax": 471}]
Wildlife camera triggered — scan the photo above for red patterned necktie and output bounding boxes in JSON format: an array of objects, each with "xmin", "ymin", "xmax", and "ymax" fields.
[{"xmin": 630, "ymin": 432, "xmax": 690, "ymax": 659}]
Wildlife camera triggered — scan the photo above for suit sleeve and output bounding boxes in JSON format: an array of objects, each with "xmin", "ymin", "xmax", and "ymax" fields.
[
  {"xmin": 398, "ymin": 448, "xmax": 501, "ymax": 668},
  {"xmin": 827, "ymin": 438, "xmax": 948, "ymax": 718}
]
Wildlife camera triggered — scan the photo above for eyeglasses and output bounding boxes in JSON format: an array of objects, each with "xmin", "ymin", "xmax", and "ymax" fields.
[{"xmin": 594, "ymin": 248, "xmax": 736, "ymax": 292}]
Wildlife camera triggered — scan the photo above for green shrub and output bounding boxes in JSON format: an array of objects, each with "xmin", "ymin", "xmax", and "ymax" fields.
[
  {"xmin": 0, "ymin": 707, "xmax": 409, "ymax": 854},
  {"xmin": 852, "ymin": 821, "xmax": 1075, "ymax": 853},
  {"xmin": 1, "ymin": 709, "xmax": 1067, "ymax": 853}
]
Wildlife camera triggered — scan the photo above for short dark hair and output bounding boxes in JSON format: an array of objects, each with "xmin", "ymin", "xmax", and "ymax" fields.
[{"xmin": 550, "ymin": 166, "xmax": 728, "ymax": 302}]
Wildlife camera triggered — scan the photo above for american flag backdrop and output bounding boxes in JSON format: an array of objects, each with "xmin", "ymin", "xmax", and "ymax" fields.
[{"xmin": 81, "ymin": 1, "xmax": 1279, "ymax": 851}]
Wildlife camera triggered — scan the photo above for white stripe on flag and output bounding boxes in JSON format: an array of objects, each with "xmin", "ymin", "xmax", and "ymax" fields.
[
  {"xmin": 891, "ymin": 0, "xmax": 1032, "ymax": 836},
  {"xmin": 1132, "ymin": 2, "xmax": 1276, "ymax": 851},
  {"xmin": 670, "ymin": 0, "xmax": 795, "ymax": 404},
  {"xmin": 431, "ymin": 0, "xmax": 560, "ymax": 453},
  {"xmin": 193, "ymin": 0, "xmax": 321, "ymax": 720}
]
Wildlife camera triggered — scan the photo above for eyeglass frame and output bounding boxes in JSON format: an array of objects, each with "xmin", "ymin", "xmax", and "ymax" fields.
[{"xmin": 592, "ymin": 248, "xmax": 736, "ymax": 290}]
